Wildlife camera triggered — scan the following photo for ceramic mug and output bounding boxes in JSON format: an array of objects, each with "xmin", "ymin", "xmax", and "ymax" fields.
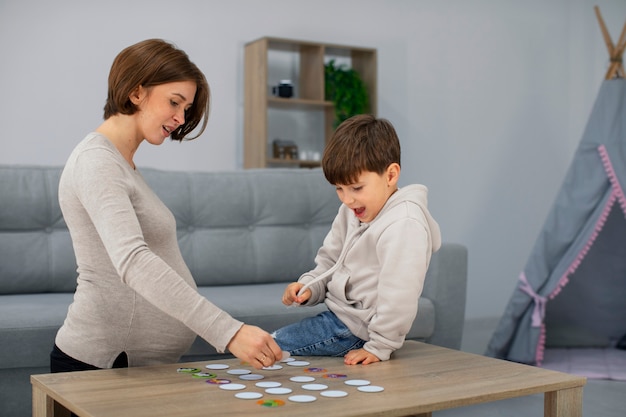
[{"xmin": 272, "ymin": 80, "xmax": 293, "ymax": 98}]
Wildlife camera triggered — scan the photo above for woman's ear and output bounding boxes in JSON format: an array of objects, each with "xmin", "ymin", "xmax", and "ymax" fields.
[
  {"xmin": 129, "ymin": 85, "xmax": 146, "ymax": 106},
  {"xmin": 386, "ymin": 163, "xmax": 400, "ymax": 187}
]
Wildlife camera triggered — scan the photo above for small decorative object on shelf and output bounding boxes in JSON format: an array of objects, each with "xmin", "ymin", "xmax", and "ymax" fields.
[
  {"xmin": 272, "ymin": 80, "xmax": 294, "ymax": 98},
  {"xmin": 272, "ymin": 139, "xmax": 299, "ymax": 160}
]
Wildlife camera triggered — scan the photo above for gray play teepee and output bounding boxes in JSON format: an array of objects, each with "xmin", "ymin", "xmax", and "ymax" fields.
[{"xmin": 486, "ymin": 8, "xmax": 626, "ymax": 366}]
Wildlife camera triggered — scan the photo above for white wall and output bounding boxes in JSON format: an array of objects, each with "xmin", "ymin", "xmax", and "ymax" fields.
[{"xmin": 2, "ymin": 0, "xmax": 626, "ymax": 321}]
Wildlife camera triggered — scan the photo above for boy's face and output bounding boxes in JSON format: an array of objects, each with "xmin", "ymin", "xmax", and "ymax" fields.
[{"xmin": 334, "ymin": 164, "xmax": 400, "ymax": 223}]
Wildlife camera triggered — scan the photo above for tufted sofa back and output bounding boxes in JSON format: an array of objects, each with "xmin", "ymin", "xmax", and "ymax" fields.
[{"xmin": 0, "ymin": 165, "xmax": 339, "ymax": 294}]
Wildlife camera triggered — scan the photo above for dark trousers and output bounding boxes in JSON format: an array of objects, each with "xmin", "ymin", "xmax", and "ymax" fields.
[
  {"xmin": 50, "ymin": 344, "xmax": 128, "ymax": 372},
  {"xmin": 50, "ymin": 345, "xmax": 128, "ymax": 417}
]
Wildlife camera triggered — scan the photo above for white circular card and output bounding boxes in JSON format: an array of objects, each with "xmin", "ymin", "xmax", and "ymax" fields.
[
  {"xmin": 265, "ymin": 387, "xmax": 292, "ymax": 395},
  {"xmin": 227, "ymin": 369, "xmax": 251, "ymax": 375},
  {"xmin": 345, "ymin": 379, "xmax": 370, "ymax": 386},
  {"xmin": 358, "ymin": 385, "xmax": 384, "ymax": 393},
  {"xmin": 290, "ymin": 376, "xmax": 315, "ymax": 383},
  {"xmin": 288, "ymin": 394, "xmax": 317, "ymax": 403},
  {"xmin": 205, "ymin": 364, "xmax": 229, "ymax": 370},
  {"xmin": 235, "ymin": 392, "xmax": 263, "ymax": 399},
  {"xmin": 262, "ymin": 364, "xmax": 283, "ymax": 371},
  {"xmin": 256, "ymin": 381, "xmax": 281, "ymax": 388},
  {"xmin": 239, "ymin": 374, "xmax": 264, "ymax": 380},
  {"xmin": 219, "ymin": 383, "xmax": 247, "ymax": 391},
  {"xmin": 321, "ymin": 390, "xmax": 348, "ymax": 398},
  {"xmin": 287, "ymin": 360, "xmax": 310, "ymax": 367},
  {"xmin": 301, "ymin": 383, "xmax": 328, "ymax": 391}
]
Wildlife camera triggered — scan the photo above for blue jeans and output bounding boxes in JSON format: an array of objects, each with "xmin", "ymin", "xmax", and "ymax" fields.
[{"xmin": 273, "ymin": 310, "xmax": 366, "ymax": 357}]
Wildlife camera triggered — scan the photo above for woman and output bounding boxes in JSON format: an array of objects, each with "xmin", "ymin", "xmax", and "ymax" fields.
[{"xmin": 51, "ymin": 39, "xmax": 281, "ymax": 374}]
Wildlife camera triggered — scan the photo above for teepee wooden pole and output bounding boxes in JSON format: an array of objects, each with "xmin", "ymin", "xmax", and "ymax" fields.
[
  {"xmin": 613, "ymin": 20, "xmax": 626, "ymax": 78},
  {"xmin": 594, "ymin": 5, "xmax": 626, "ymax": 80},
  {"xmin": 595, "ymin": 6, "xmax": 614, "ymax": 53}
]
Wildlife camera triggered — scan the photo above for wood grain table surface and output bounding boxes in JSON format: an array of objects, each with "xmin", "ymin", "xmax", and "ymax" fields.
[{"xmin": 32, "ymin": 341, "xmax": 586, "ymax": 417}]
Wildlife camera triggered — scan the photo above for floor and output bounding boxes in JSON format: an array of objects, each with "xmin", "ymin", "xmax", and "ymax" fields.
[{"xmin": 437, "ymin": 317, "xmax": 626, "ymax": 417}]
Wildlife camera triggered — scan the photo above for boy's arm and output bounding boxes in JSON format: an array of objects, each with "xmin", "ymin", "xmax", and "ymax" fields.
[{"xmin": 297, "ymin": 206, "xmax": 349, "ymax": 305}]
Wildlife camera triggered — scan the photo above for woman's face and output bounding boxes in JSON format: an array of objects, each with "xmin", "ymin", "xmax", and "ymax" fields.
[{"xmin": 132, "ymin": 81, "xmax": 197, "ymax": 145}]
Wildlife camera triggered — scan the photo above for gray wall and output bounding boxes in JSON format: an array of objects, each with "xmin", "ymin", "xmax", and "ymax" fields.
[{"xmin": 2, "ymin": 0, "xmax": 626, "ymax": 321}]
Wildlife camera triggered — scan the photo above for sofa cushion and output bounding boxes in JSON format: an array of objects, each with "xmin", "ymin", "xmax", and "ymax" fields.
[
  {"xmin": 141, "ymin": 168, "xmax": 340, "ymax": 286},
  {"xmin": 0, "ymin": 293, "xmax": 74, "ymax": 368},
  {"xmin": 0, "ymin": 167, "xmax": 340, "ymax": 294},
  {"xmin": 198, "ymin": 283, "xmax": 434, "ymax": 336},
  {"xmin": 0, "ymin": 285, "xmax": 435, "ymax": 368},
  {"xmin": 0, "ymin": 166, "xmax": 77, "ymax": 294}
]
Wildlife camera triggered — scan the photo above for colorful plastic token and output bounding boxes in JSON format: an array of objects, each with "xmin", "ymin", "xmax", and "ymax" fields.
[
  {"xmin": 265, "ymin": 387, "xmax": 292, "ymax": 395},
  {"xmin": 345, "ymin": 379, "xmax": 371, "ymax": 386},
  {"xmin": 323, "ymin": 373, "xmax": 347, "ymax": 379},
  {"xmin": 301, "ymin": 383, "xmax": 328, "ymax": 391},
  {"xmin": 257, "ymin": 399, "xmax": 285, "ymax": 407},
  {"xmin": 227, "ymin": 369, "xmax": 251, "ymax": 375},
  {"xmin": 219, "ymin": 383, "xmax": 247, "ymax": 391},
  {"xmin": 288, "ymin": 394, "xmax": 317, "ymax": 403},
  {"xmin": 320, "ymin": 390, "xmax": 349, "ymax": 398},
  {"xmin": 286, "ymin": 360, "xmax": 310, "ymax": 367},
  {"xmin": 192, "ymin": 372, "xmax": 217, "ymax": 379},
  {"xmin": 358, "ymin": 385, "xmax": 384, "ymax": 393},
  {"xmin": 289, "ymin": 376, "xmax": 315, "ymax": 383},
  {"xmin": 206, "ymin": 378, "xmax": 231, "ymax": 385},
  {"xmin": 262, "ymin": 364, "xmax": 283, "ymax": 371},
  {"xmin": 282, "ymin": 357, "xmax": 295, "ymax": 362},
  {"xmin": 239, "ymin": 373, "xmax": 264, "ymax": 381},
  {"xmin": 205, "ymin": 364, "xmax": 229, "ymax": 370},
  {"xmin": 304, "ymin": 367, "xmax": 327, "ymax": 373},
  {"xmin": 176, "ymin": 367, "xmax": 201, "ymax": 373},
  {"xmin": 235, "ymin": 392, "xmax": 263, "ymax": 400},
  {"xmin": 281, "ymin": 351, "xmax": 291, "ymax": 361},
  {"xmin": 256, "ymin": 381, "xmax": 281, "ymax": 388}
]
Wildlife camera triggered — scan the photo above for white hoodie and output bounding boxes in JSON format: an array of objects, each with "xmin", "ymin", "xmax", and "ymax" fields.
[{"xmin": 297, "ymin": 184, "xmax": 441, "ymax": 360}]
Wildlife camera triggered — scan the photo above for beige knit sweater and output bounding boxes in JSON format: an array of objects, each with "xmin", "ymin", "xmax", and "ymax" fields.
[{"xmin": 55, "ymin": 133, "xmax": 243, "ymax": 368}]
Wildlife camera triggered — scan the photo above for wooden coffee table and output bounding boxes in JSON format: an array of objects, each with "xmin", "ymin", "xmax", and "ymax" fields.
[{"xmin": 31, "ymin": 341, "xmax": 585, "ymax": 417}]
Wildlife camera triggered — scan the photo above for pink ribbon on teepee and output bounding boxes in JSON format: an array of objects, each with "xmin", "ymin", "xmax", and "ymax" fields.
[{"xmin": 518, "ymin": 272, "xmax": 547, "ymax": 327}]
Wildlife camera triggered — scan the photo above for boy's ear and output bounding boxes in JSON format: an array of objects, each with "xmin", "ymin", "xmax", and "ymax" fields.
[{"xmin": 386, "ymin": 163, "xmax": 400, "ymax": 186}]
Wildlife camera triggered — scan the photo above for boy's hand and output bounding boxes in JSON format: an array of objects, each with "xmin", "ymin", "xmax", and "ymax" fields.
[
  {"xmin": 344, "ymin": 348, "xmax": 381, "ymax": 365},
  {"xmin": 282, "ymin": 282, "xmax": 311, "ymax": 305}
]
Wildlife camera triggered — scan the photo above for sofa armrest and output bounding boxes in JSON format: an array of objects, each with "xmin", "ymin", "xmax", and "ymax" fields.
[{"xmin": 419, "ymin": 243, "xmax": 468, "ymax": 350}]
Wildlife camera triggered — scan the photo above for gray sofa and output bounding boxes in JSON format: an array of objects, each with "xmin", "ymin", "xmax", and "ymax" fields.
[{"xmin": 0, "ymin": 164, "xmax": 468, "ymax": 417}]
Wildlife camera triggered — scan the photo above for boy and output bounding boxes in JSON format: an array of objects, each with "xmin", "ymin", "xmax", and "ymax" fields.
[{"xmin": 273, "ymin": 114, "xmax": 441, "ymax": 365}]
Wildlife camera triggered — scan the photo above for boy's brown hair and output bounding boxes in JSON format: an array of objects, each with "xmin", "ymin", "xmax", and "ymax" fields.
[
  {"xmin": 322, "ymin": 114, "xmax": 401, "ymax": 185},
  {"xmin": 103, "ymin": 39, "xmax": 210, "ymax": 141}
]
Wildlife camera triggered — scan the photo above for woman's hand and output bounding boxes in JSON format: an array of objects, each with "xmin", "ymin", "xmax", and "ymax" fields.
[{"xmin": 226, "ymin": 324, "xmax": 283, "ymax": 369}]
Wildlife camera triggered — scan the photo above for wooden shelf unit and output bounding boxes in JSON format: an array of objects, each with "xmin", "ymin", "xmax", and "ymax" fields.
[{"xmin": 243, "ymin": 37, "xmax": 377, "ymax": 169}]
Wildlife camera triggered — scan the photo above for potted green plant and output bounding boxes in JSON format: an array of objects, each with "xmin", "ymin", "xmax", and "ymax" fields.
[{"xmin": 324, "ymin": 60, "xmax": 369, "ymax": 127}]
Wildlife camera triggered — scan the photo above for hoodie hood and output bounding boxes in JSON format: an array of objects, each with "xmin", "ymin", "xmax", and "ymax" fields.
[{"xmin": 370, "ymin": 184, "xmax": 442, "ymax": 252}]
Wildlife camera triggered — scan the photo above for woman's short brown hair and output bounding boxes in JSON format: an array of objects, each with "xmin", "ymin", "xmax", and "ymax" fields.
[
  {"xmin": 322, "ymin": 114, "xmax": 401, "ymax": 185},
  {"xmin": 103, "ymin": 39, "xmax": 210, "ymax": 141}
]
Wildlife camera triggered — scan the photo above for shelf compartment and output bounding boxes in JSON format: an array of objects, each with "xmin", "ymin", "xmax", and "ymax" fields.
[{"xmin": 244, "ymin": 37, "xmax": 376, "ymax": 169}]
